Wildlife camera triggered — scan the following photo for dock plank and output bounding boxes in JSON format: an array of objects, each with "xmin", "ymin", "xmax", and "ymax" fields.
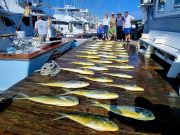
[{"xmin": 0, "ymin": 40, "xmax": 180, "ymax": 135}]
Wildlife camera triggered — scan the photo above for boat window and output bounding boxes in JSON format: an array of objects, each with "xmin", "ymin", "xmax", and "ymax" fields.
[
  {"xmin": 22, "ymin": 17, "xmax": 30, "ymax": 26},
  {"xmin": 52, "ymin": 21, "xmax": 69, "ymax": 25},
  {"xmin": 158, "ymin": 0, "xmax": 166, "ymax": 12},
  {"xmin": 174, "ymin": 0, "xmax": 180, "ymax": 8},
  {"xmin": 1, "ymin": 17, "xmax": 15, "ymax": 26}
]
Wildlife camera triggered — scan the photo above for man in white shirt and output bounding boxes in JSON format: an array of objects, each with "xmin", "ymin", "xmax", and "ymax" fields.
[
  {"xmin": 124, "ymin": 11, "xmax": 135, "ymax": 42},
  {"xmin": 35, "ymin": 16, "xmax": 47, "ymax": 43}
]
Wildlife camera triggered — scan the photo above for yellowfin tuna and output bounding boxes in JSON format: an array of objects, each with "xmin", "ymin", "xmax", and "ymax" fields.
[
  {"xmin": 54, "ymin": 113, "xmax": 119, "ymax": 131},
  {"xmin": 62, "ymin": 68, "xmax": 94, "ymax": 75},
  {"xmin": 61, "ymin": 89, "xmax": 119, "ymax": 99},
  {"xmin": 108, "ymin": 84, "xmax": 144, "ymax": 91},
  {"xmin": 71, "ymin": 61, "xmax": 95, "ymax": 66},
  {"xmin": 79, "ymin": 76, "xmax": 113, "ymax": 83},
  {"xmin": 18, "ymin": 93, "xmax": 79, "ymax": 106},
  {"xmin": 38, "ymin": 80, "xmax": 89, "ymax": 89},
  {"xmin": 91, "ymin": 101, "xmax": 155, "ymax": 121},
  {"xmin": 103, "ymin": 73, "xmax": 133, "ymax": 79},
  {"xmin": 82, "ymin": 66, "xmax": 109, "ymax": 71},
  {"xmin": 106, "ymin": 65, "xmax": 135, "ymax": 69}
]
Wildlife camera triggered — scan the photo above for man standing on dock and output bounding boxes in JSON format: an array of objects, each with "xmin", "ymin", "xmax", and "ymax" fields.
[
  {"xmin": 124, "ymin": 11, "xmax": 135, "ymax": 42},
  {"xmin": 35, "ymin": 16, "xmax": 47, "ymax": 43},
  {"xmin": 116, "ymin": 12, "xmax": 124, "ymax": 41}
]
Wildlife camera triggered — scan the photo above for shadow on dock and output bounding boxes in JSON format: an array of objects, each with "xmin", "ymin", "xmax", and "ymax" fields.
[
  {"xmin": 109, "ymin": 97, "xmax": 180, "ymax": 135},
  {"xmin": 0, "ymin": 95, "xmax": 15, "ymax": 113}
]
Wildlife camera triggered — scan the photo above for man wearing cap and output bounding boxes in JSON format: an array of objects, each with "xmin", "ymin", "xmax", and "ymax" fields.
[
  {"xmin": 109, "ymin": 13, "xmax": 116, "ymax": 27},
  {"xmin": 35, "ymin": 16, "xmax": 47, "ymax": 43},
  {"xmin": 124, "ymin": 11, "xmax": 135, "ymax": 42},
  {"xmin": 116, "ymin": 12, "xmax": 125, "ymax": 41}
]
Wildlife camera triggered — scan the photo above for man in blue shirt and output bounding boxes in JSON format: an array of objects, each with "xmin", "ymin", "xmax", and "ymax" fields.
[
  {"xmin": 97, "ymin": 24, "xmax": 104, "ymax": 40},
  {"xmin": 116, "ymin": 12, "xmax": 124, "ymax": 41}
]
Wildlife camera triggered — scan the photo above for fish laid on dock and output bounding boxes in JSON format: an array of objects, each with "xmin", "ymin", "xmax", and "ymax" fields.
[
  {"xmin": 97, "ymin": 55, "xmax": 117, "ymax": 59},
  {"xmin": 17, "ymin": 93, "xmax": 79, "ymax": 106},
  {"xmin": 61, "ymin": 89, "xmax": 119, "ymax": 99},
  {"xmin": 79, "ymin": 76, "xmax": 113, "ymax": 83},
  {"xmin": 62, "ymin": 68, "xmax": 94, "ymax": 75},
  {"xmin": 82, "ymin": 66, "xmax": 109, "ymax": 71},
  {"xmin": 88, "ymin": 59, "xmax": 112, "ymax": 64},
  {"xmin": 71, "ymin": 61, "xmax": 95, "ymax": 66},
  {"xmin": 108, "ymin": 84, "xmax": 144, "ymax": 91},
  {"xmin": 38, "ymin": 80, "xmax": 90, "ymax": 88},
  {"xmin": 76, "ymin": 55, "xmax": 100, "ymax": 59},
  {"xmin": 109, "ymin": 59, "xmax": 129, "ymax": 63},
  {"xmin": 91, "ymin": 101, "xmax": 155, "ymax": 121},
  {"xmin": 54, "ymin": 113, "xmax": 119, "ymax": 131},
  {"xmin": 103, "ymin": 73, "xmax": 133, "ymax": 79},
  {"xmin": 106, "ymin": 65, "xmax": 135, "ymax": 69},
  {"xmin": 116, "ymin": 55, "xmax": 129, "ymax": 58},
  {"xmin": 76, "ymin": 51, "xmax": 98, "ymax": 55}
]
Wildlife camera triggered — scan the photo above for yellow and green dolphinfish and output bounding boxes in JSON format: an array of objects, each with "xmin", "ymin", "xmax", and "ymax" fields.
[
  {"xmin": 62, "ymin": 68, "xmax": 94, "ymax": 75},
  {"xmin": 54, "ymin": 113, "xmax": 119, "ymax": 131},
  {"xmin": 82, "ymin": 66, "xmax": 108, "ymax": 71},
  {"xmin": 17, "ymin": 93, "xmax": 79, "ymax": 106},
  {"xmin": 71, "ymin": 61, "xmax": 95, "ymax": 66},
  {"xmin": 91, "ymin": 101, "xmax": 155, "ymax": 121},
  {"xmin": 61, "ymin": 89, "xmax": 119, "ymax": 99},
  {"xmin": 76, "ymin": 51, "xmax": 98, "ymax": 55},
  {"xmin": 108, "ymin": 84, "xmax": 144, "ymax": 92},
  {"xmin": 103, "ymin": 73, "xmax": 133, "ymax": 79},
  {"xmin": 88, "ymin": 59, "xmax": 112, "ymax": 64},
  {"xmin": 106, "ymin": 65, "xmax": 135, "ymax": 69},
  {"xmin": 79, "ymin": 76, "xmax": 113, "ymax": 83},
  {"xmin": 38, "ymin": 80, "xmax": 89, "ymax": 88}
]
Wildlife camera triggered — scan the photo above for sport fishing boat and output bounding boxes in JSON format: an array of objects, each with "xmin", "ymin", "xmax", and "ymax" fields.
[
  {"xmin": 0, "ymin": 2, "xmax": 77, "ymax": 91},
  {"xmin": 52, "ymin": 5, "xmax": 84, "ymax": 37}
]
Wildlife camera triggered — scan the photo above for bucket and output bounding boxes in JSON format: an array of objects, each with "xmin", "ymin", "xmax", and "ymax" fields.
[{"xmin": 16, "ymin": 31, "xmax": 25, "ymax": 39}]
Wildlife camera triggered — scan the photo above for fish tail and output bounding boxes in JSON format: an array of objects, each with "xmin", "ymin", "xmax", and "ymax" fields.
[
  {"xmin": 88, "ymin": 100, "xmax": 101, "ymax": 107},
  {"xmin": 18, "ymin": 93, "xmax": 30, "ymax": 98},
  {"xmin": 52, "ymin": 116, "xmax": 66, "ymax": 121},
  {"xmin": 52, "ymin": 113, "xmax": 66, "ymax": 121},
  {"xmin": 37, "ymin": 83, "xmax": 46, "ymax": 86}
]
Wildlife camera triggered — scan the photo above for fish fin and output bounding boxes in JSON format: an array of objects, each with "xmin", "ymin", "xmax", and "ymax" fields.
[{"xmin": 17, "ymin": 93, "xmax": 30, "ymax": 98}]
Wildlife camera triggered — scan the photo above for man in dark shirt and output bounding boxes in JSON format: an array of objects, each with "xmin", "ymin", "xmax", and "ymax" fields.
[{"xmin": 116, "ymin": 12, "xmax": 124, "ymax": 41}]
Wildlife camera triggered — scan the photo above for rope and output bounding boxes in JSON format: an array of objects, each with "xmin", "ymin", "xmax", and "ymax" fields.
[{"xmin": 40, "ymin": 60, "xmax": 61, "ymax": 77}]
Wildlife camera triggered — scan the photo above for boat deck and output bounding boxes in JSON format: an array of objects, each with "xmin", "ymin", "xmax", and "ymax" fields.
[{"xmin": 0, "ymin": 40, "xmax": 180, "ymax": 135}]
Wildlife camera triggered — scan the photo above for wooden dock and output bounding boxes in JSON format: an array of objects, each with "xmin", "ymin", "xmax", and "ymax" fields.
[{"xmin": 0, "ymin": 40, "xmax": 180, "ymax": 135}]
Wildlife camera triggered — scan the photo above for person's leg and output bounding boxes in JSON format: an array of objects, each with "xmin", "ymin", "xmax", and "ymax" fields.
[
  {"xmin": 116, "ymin": 26, "xmax": 120, "ymax": 40},
  {"xmin": 103, "ymin": 25, "xmax": 107, "ymax": 39},
  {"xmin": 119, "ymin": 26, "xmax": 123, "ymax": 41},
  {"xmin": 127, "ymin": 28, "xmax": 132, "ymax": 41}
]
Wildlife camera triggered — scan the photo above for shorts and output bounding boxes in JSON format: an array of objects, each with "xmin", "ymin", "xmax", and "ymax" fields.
[
  {"xmin": 124, "ymin": 28, "xmax": 131, "ymax": 34},
  {"xmin": 39, "ymin": 34, "xmax": 46, "ymax": 43}
]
